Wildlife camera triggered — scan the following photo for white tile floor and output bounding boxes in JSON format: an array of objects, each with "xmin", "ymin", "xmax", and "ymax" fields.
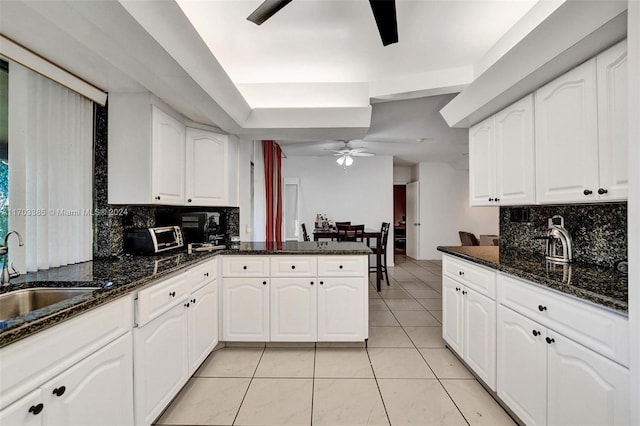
[{"xmin": 155, "ymin": 257, "xmax": 516, "ymax": 426}]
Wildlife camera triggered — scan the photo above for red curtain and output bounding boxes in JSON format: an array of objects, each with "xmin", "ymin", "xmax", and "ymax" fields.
[{"xmin": 263, "ymin": 140, "xmax": 283, "ymax": 243}]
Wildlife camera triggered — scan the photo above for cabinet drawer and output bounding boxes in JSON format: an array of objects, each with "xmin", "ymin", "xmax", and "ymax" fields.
[
  {"xmin": 270, "ymin": 256, "xmax": 317, "ymax": 277},
  {"xmin": 497, "ymin": 273, "xmax": 629, "ymax": 366},
  {"xmin": 137, "ymin": 273, "xmax": 189, "ymax": 327},
  {"xmin": 189, "ymin": 257, "xmax": 218, "ymax": 292},
  {"xmin": 317, "ymin": 256, "xmax": 366, "ymax": 276},
  {"xmin": 222, "ymin": 256, "xmax": 269, "ymax": 277},
  {"xmin": 443, "ymin": 255, "xmax": 496, "ymax": 299}
]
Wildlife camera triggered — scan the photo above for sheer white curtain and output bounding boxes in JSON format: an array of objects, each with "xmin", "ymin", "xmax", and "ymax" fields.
[{"xmin": 8, "ymin": 62, "xmax": 93, "ymax": 272}]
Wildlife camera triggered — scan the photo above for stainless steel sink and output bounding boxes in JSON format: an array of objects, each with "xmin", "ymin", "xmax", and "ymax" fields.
[{"xmin": 0, "ymin": 287, "xmax": 99, "ymax": 320}]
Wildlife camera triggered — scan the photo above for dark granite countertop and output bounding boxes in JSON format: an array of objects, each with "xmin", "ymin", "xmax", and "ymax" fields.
[
  {"xmin": 437, "ymin": 246, "xmax": 628, "ymax": 314},
  {"xmin": 0, "ymin": 242, "xmax": 370, "ymax": 348}
]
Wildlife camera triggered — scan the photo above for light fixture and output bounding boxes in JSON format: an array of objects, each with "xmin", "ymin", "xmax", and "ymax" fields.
[{"xmin": 336, "ymin": 153, "xmax": 354, "ymax": 168}]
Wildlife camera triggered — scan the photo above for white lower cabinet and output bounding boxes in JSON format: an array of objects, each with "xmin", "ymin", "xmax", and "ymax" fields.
[
  {"xmin": 134, "ymin": 303, "xmax": 189, "ymax": 426},
  {"xmin": 270, "ymin": 278, "xmax": 317, "ymax": 341},
  {"xmin": 442, "ymin": 276, "xmax": 496, "ymax": 390},
  {"xmin": 188, "ymin": 281, "xmax": 219, "ymax": 374},
  {"xmin": 0, "ymin": 333, "xmax": 134, "ymax": 426},
  {"xmin": 498, "ymin": 305, "xmax": 630, "ymax": 425},
  {"xmin": 317, "ymin": 277, "xmax": 366, "ymax": 341},
  {"xmin": 222, "ymin": 277, "xmax": 270, "ymax": 341}
]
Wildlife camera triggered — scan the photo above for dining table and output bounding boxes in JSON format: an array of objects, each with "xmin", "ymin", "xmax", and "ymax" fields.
[{"xmin": 313, "ymin": 228, "xmax": 384, "ymax": 292}]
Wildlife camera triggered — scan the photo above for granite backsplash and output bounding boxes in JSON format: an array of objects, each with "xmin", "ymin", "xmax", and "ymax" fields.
[
  {"xmin": 500, "ymin": 203, "xmax": 627, "ymax": 267},
  {"xmin": 92, "ymin": 103, "xmax": 239, "ymax": 258}
]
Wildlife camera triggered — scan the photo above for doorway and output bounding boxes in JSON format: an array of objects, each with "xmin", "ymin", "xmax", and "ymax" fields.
[
  {"xmin": 406, "ymin": 181, "xmax": 420, "ymax": 259},
  {"xmin": 393, "ymin": 185, "xmax": 406, "ymax": 254}
]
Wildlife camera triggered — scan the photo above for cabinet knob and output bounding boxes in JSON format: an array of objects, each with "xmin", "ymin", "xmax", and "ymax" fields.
[
  {"xmin": 29, "ymin": 404, "xmax": 44, "ymax": 415},
  {"xmin": 488, "ymin": 198, "xmax": 493, "ymax": 202},
  {"xmin": 291, "ymin": 265, "xmax": 296, "ymax": 270},
  {"xmin": 184, "ymin": 302, "xmax": 190, "ymax": 308},
  {"xmin": 52, "ymin": 386, "xmax": 66, "ymax": 397},
  {"xmin": 243, "ymin": 266, "xmax": 247, "ymax": 270},
  {"xmin": 187, "ymin": 198, "xmax": 192, "ymax": 203},
  {"xmin": 169, "ymin": 291, "xmax": 176, "ymax": 297},
  {"xmin": 155, "ymin": 196, "xmax": 161, "ymax": 200},
  {"xmin": 458, "ymin": 271, "xmax": 464, "ymax": 276},
  {"xmin": 310, "ymin": 281, "xmax": 314, "ymax": 285},
  {"xmin": 495, "ymin": 198, "xmax": 500, "ymax": 202},
  {"xmin": 462, "ymin": 290, "xmax": 467, "ymax": 295},
  {"xmin": 191, "ymin": 298, "xmax": 196, "ymax": 304},
  {"xmin": 204, "ymin": 272, "xmax": 209, "ymax": 277},
  {"xmin": 320, "ymin": 281, "xmax": 324, "ymax": 285},
  {"xmin": 538, "ymin": 305, "xmax": 547, "ymax": 312},
  {"xmin": 455, "ymin": 287, "xmax": 460, "ymax": 291},
  {"xmin": 583, "ymin": 189, "xmax": 593, "ymax": 195},
  {"xmin": 262, "ymin": 281, "xmax": 267, "ymax": 285},
  {"xmin": 532, "ymin": 330, "xmax": 540, "ymax": 337},
  {"xmin": 546, "ymin": 337, "xmax": 555, "ymax": 345},
  {"xmin": 339, "ymin": 265, "xmax": 343, "ymax": 269},
  {"xmin": 598, "ymin": 188, "xmax": 608, "ymax": 195}
]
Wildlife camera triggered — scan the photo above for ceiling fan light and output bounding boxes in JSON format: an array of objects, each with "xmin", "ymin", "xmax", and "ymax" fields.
[
  {"xmin": 345, "ymin": 155, "xmax": 354, "ymax": 166},
  {"xmin": 336, "ymin": 156, "xmax": 345, "ymax": 166}
]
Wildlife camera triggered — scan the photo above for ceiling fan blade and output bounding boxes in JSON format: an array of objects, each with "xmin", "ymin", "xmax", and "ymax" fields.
[
  {"xmin": 368, "ymin": 0, "xmax": 398, "ymax": 46},
  {"xmin": 247, "ymin": 0, "xmax": 293, "ymax": 25},
  {"xmin": 351, "ymin": 152, "xmax": 375, "ymax": 157}
]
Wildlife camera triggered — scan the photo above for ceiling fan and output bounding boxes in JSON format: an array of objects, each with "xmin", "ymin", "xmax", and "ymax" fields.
[
  {"xmin": 246, "ymin": 0, "xmax": 399, "ymax": 46},
  {"xmin": 327, "ymin": 141, "xmax": 375, "ymax": 169}
]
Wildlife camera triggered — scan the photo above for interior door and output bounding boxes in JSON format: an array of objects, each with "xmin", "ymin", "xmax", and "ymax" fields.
[{"xmin": 406, "ymin": 181, "xmax": 420, "ymax": 259}]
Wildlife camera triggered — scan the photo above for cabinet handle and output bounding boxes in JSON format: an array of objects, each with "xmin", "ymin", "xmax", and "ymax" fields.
[
  {"xmin": 191, "ymin": 298, "xmax": 196, "ymax": 304},
  {"xmin": 52, "ymin": 386, "xmax": 66, "ymax": 397},
  {"xmin": 598, "ymin": 188, "xmax": 608, "ymax": 195},
  {"xmin": 546, "ymin": 337, "xmax": 555, "ymax": 344},
  {"xmin": 169, "ymin": 291, "xmax": 176, "ymax": 297},
  {"xmin": 204, "ymin": 272, "xmax": 209, "ymax": 277},
  {"xmin": 532, "ymin": 330, "xmax": 540, "ymax": 337},
  {"xmin": 184, "ymin": 302, "xmax": 190, "ymax": 308},
  {"xmin": 583, "ymin": 189, "xmax": 593, "ymax": 195},
  {"xmin": 187, "ymin": 198, "xmax": 192, "ymax": 203},
  {"xmin": 459, "ymin": 271, "xmax": 464, "ymax": 276},
  {"xmin": 155, "ymin": 196, "xmax": 161, "ymax": 200},
  {"xmin": 262, "ymin": 281, "xmax": 267, "ymax": 285},
  {"xmin": 320, "ymin": 281, "xmax": 324, "ymax": 285},
  {"xmin": 339, "ymin": 265, "xmax": 343, "ymax": 269},
  {"xmin": 488, "ymin": 197, "xmax": 493, "ymax": 202},
  {"xmin": 310, "ymin": 281, "xmax": 314, "ymax": 285},
  {"xmin": 538, "ymin": 304, "xmax": 547, "ymax": 312},
  {"xmin": 291, "ymin": 265, "xmax": 296, "ymax": 269},
  {"xmin": 462, "ymin": 290, "xmax": 467, "ymax": 295},
  {"xmin": 495, "ymin": 198, "xmax": 500, "ymax": 202},
  {"xmin": 243, "ymin": 266, "xmax": 247, "ymax": 270},
  {"xmin": 455, "ymin": 287, "xmax": 460, "ymax": 291},
  {"xmin": 29, "ymin": 404, "xmax": 44, "ymax": 415}
]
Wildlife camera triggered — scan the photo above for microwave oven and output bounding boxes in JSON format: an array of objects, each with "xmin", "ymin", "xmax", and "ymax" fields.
[{"xmin": 124, "ymin": 226, "xmax": 184, "ymax": 255}]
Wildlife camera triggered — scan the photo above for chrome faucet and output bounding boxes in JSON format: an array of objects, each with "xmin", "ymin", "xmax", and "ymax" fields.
[
  {"xmin": 534, "ymin": 215, "xmax": 573, "ymax": 264},
  {"xmin": 1, "ymin": 231, "xmax": 24, "ymax": 286}
]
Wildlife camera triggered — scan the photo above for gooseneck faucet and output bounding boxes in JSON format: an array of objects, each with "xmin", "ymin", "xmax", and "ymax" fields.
[{"xmin": 1, "ymin": 231, "xmax": 24, "ymax": 286}]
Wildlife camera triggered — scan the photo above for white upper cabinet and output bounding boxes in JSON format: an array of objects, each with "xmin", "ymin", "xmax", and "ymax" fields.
[
  {"xmin": 469, "ymin": 95, "xmax": 534, "ymax": 206},
  {"xmin": 469, "ymin": 117, "xmax": 496, "ymax": 206},
  {"xmin": 596, "ymin": 40, "xmax": 628, "ymax": 201},
  {"xmin": 108, "ymin": 93, "xmax": 237, "ymax": 206},
  {"xmin": 495, "ymin": 95, "xmax": 535, "ymax": 205},
  {"xmin": 185, "ymin": 128, "xmax": 229, "ymax": 206},
  {"xmin": 535, "ymin": 59, "xmax": 599, "ymax": 203}
]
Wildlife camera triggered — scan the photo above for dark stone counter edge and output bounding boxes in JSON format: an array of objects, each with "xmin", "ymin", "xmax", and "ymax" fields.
[
  {"xmin": 436, "ymin": 246, "xmax": 628, "ymax": 315},
  {"xmin": 0, "ymin": 248, "xmax": 371, "ymax": 348}
]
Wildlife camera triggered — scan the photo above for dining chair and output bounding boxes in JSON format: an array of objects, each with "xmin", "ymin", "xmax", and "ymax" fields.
[
  {"xmin": 368, "ymin": 222, "xmax": 390, "ymax": 286},
  {"xmin": 301, "ymin": 223, "xmax": 310, "ymax": 241},
  {"xmin": 334, "ymin": 221, "xmax": 351, "ymax": 227},
  {"xmin": 459, "ymin": 231, "xmax": 480, "ymax": 246},
  {"xmin": 336, "ymin": 224, "xmax": 365, "ymax": 242}
]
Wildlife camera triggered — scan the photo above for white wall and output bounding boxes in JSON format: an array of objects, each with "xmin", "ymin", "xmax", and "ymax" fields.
[
  {"xmin": 417, "ymin": 162, "xmax": 499, "ymax": 259},
  {"xmin": 237, "ymin": 137, "xmax": 254, "ymax": 240},
  {"xmin": 282, "ymin": 155, "xmax": 395, "ymax": 266},
  {"xmin": 393, "ymin": 165, "xmax": 413, "ymax": 184}
]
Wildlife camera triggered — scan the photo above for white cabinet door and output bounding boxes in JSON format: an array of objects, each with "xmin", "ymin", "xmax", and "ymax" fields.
[
  {"xmin": 497, "ymin": 306, "xmax": 546, "ymax": 426},
  {"xmin": 463, "ymin": 287, "xmax": 496, "ymax": 391},
  {"xmin": 535, "ymin": 59, "xmax": 599, "ymax": 204},
  {"xmin": 222, "ymin": 278, "xmax": 270, "ymax": 341},
  {"xmin": 469, "ymin": 117, "xmax": 496, "ymax": 206},
  {"xmin": 442, "ymin": 277, "xmax": 463, "ymax": 354},
  {"xmin": 185, "ymin": 128, "xmax": 228, "ymax": 206},
  {"xmin": 151, "ymin": 106, "xmax": 185, "ymax": 205},
  {"xmin": 187, "ymin": 282, "xmax": 218, "ymax": 375},
  {"xmin": 134, "ymin": 303, "xmax": 189, "ymax": 426},
  {"xmin": 270, "ymin": 278, "xmax": 317, "ymax": 341},
  {"xmin": 42, "ymin": 333, "xmax": 134, "ymax": 426},
  {"xmin": 0, "ymin": 389, "xmax": 42, "ymax": 426},
  {"xmin": 495, "ymin": 94, "xmax": 535, "ymax": 205},
  {"xmin": 547, "ymin": 332, "xmax": 630, "ymax": 426},
  {"xmin": 317, "ymin": 277, "xmax": 366, "ymax": 341},
  {"xmin": 597, "ymin": 40, "xmax": 628, "ymax": 201}
]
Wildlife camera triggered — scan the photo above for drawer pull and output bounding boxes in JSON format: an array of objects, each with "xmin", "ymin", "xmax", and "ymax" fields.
[
  {"xmin": 52, "ymin": 386, "xmax": 66, "ymax": 397},
  {"xmin": 455, "ymin": 287, "xmax": 460, "ymax": 292},
  {"xmin": 458, "ymin": 271, "xmax": 464, "ymax": 276},
  {"xmin": 532, "ymin": 330, "xmax": 540, "ymax": 337},
  {"xmin": 310, "ymin": 281, "xmax": 314, "ymax": 285},
  {"xmin": 462, "ymin": 290, "xmax": 467, "ymax": 295},
  {"xmin": 191, "ymin": 298, "xmax": 196, "ymax": 304},
  {"xmin": 243, "ymin": 266, "xmax": 248, "ymax": 270},
  {"xmin": 169, "ymin": 291, "xmax": 176, "ymax": 297},
  {"xmin": 583, "ymin": 189, "xmax": 593, "ymax": 196},
  {"xmin": 184, "ymin": 302, "xmax": 190, "ymax": 308},
  {"xmin": 29, "ymin": 404, "xmax": 44, "ymax": 415},
  {"xmin": 546, "ymin": 337, "xmax": 555, "ymax": 345},
  {"xmin": 489, "ymin": 197, "xmax": 493, "ymax": 202},
  {"xmin": 598, "ymin": 188, "xmax": 608, "ymax": 195},
  {"xmin": 291, "ymin": 265, "xmax": 296, "ymax": 269},
  {"xmin": 204, "ymin": 272, "xmax": 209, "ymax": 277},
  {"xmin": 538, "ymin": 305, "xmax": 547, "ymax": 312},
  {"xmin": 320, "ymin": 281, "xmax": 324, "ymax": 285},
  {"xmin": 339, "ymin": 265, "xmax": 343, "ymax": 269},
  {"xmin": 262, "ymin": 281, "xmax": 267, "ymax": 285}
]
